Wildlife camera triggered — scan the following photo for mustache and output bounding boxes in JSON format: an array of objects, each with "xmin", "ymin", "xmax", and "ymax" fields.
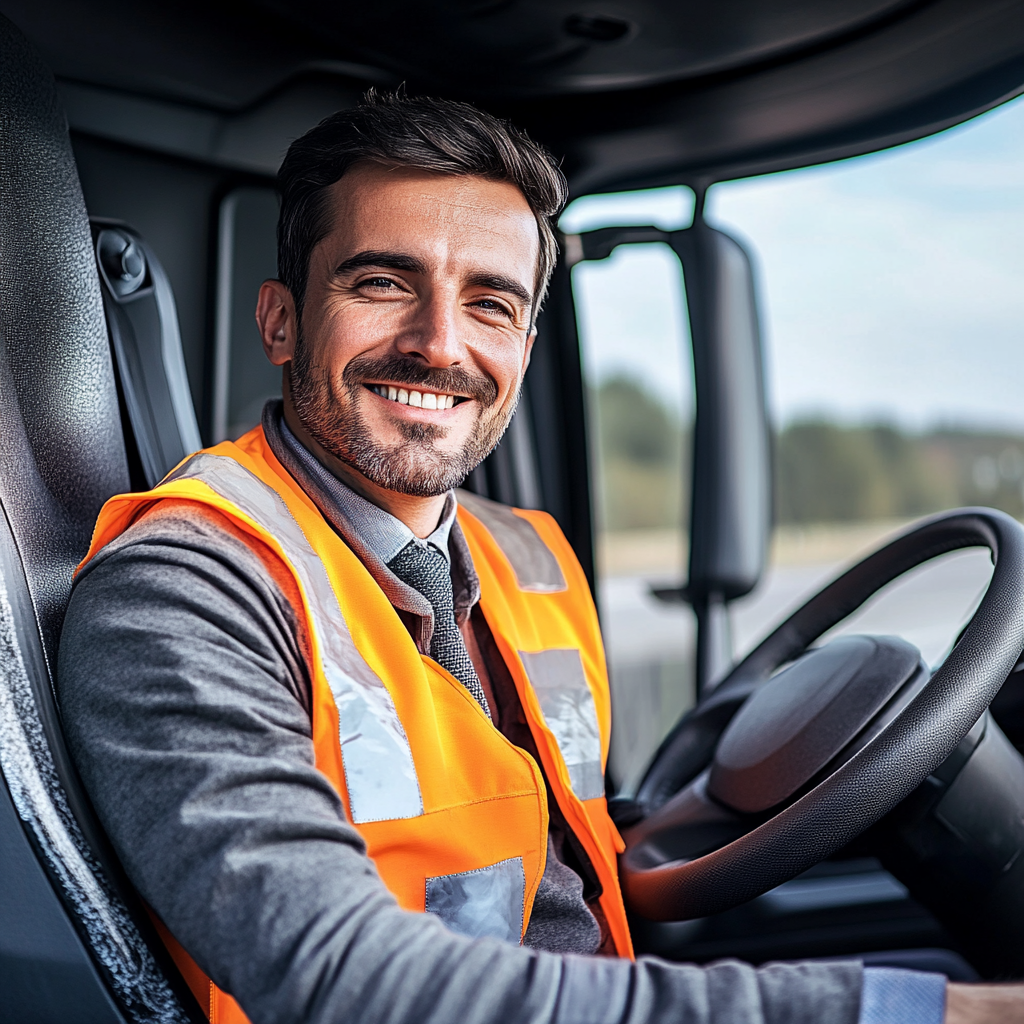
[{"xmin": 342, "ymin": 353, "xmax": 499, "ymax": 406}]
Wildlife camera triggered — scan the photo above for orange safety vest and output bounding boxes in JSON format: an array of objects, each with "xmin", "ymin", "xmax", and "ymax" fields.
[{"xmin": 80, "ymin": 425, "xmax": 632, "ymax": 1023}]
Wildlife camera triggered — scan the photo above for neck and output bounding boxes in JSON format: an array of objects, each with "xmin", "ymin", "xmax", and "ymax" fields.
[{"xmin": 281, "ymin": 392, "xmax": 448, "ymax": 540}]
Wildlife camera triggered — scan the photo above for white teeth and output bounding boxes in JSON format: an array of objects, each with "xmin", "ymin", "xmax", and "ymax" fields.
[{"xmin": 372, "ymin": 385, "xmax": 458, "ymax": 409}]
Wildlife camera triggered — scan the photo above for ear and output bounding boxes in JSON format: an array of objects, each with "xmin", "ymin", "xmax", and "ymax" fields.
[
  {"xmin": 522, "ymin": 329, "xmax": 537, "ymax": 374},
  {"xmin": 256, "ymin": 280, "xmax": 298, "ymax": 366}
]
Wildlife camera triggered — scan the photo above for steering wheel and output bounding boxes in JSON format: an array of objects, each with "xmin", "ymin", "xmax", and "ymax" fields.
[{"xmin": 621, "ymin": 508, "xmax": 1024, "ymax": 922}]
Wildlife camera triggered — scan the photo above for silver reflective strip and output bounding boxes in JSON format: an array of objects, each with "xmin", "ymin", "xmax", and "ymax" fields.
[
  {"xmin": 425, "ymin": 857, "xmax": 525, "ymax": 944},
  {"xmin": 455, "ymin": 490, "xmax": 566, "ymax": 592},
  {"xmin": 169, "ymin": 454, "xmax": 422, "ymax": 823},
  {"xmin": 519, "ymin": 648, "xmax": 604, "ymax": 800}
]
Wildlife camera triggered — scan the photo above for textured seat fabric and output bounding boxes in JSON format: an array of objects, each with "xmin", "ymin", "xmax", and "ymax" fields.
[
  {"xmin": 0, "ymin": 17, "xmax": 128, "ymax": 663},
  {"xmin": 0, "ymin": 13, "xmax": 194, "ymax": 1023}
]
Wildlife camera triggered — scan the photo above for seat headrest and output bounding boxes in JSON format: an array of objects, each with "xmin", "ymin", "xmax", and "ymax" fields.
[{"xmin": 0, "ymin": 15, "xmax": 129, "ymax": 662}]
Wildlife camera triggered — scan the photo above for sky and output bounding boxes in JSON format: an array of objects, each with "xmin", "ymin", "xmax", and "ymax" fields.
[
  {"xmin": 562, "ymin": 187, "xmax": 695, "ymax": 416},
  {"xmin": 560, "ymin": 92, "xmax": 1024, "ymax": 433}
]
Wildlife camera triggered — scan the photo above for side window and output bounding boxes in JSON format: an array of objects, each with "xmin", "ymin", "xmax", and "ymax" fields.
[
  {"xmin": 562, "ymin": 187, "xmax": 697, "ymax": 794},
  {"xmin": 709, "ymin": 94, "xmax": 1024, "ymax": 668},
  {"xmin": 213, "ymin": 187, "xmax": 281, "ymax": 442}
]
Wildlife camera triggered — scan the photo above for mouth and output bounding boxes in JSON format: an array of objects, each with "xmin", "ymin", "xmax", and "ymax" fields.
[{"xmin": 365, "ymin": 383, "xmax": 468, "ymax": 411}]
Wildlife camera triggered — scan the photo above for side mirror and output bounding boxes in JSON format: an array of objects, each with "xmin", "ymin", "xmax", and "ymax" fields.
[
  {"xmin": 570, "ymin": 214, "xmax": 772, "ymax": 694},
  {"xmin": 672, "ymin": 220, "xmax": 771, "ymax": 692}
]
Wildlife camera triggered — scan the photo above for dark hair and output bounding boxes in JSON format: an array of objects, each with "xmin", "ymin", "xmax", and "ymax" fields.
[{"xmin": 277, "ymin": 90, "xmax": 568, "ymax": 324}]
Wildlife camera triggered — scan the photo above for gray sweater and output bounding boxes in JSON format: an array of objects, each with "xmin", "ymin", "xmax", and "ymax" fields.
[{"xmin": 56, "ymin": 462, "xmax": 863, "ymax": 1024}]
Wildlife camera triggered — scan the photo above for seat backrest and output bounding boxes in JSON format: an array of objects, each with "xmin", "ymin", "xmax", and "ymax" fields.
[
  {"xmin": 0, "ymin": 14, "xmax": 196, "ymax": 1023},
  {"xmin": 0, "ymin": 17, "xmax": 128, "ymax": 666}
]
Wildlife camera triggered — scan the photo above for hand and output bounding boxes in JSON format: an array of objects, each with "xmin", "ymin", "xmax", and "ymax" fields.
[{"xmin": 946, "ymin": 983, "xmax": 1024, "ymax": 1023}]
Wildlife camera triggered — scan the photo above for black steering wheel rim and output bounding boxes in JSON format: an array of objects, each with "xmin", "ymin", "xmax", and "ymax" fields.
[{"xmin": 621, "ymin": 507, "xmax": 1024, "ymax": 921}]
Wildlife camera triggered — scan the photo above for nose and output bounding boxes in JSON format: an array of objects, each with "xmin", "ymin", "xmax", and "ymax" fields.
[{"xmin": 394, "ymin": 285, "xmax": 467, "ymax": 367}]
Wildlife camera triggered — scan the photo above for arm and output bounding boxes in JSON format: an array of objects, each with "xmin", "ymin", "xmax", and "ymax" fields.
[
  {"xmin": 946, "ymin": 984, "xmax": 1024, "ymax": 1023},
  {"xmin": 58, "ymin": 502, "xmax": 863, "ymax": 1024}
]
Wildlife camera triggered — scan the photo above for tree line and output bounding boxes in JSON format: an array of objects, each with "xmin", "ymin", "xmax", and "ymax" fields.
[{"xmin": 590, "ymin": 374, "xmax": 1024, "ymax": 531}]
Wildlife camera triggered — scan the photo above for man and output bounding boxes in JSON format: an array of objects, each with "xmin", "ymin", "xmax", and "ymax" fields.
[{"xmin": 58, "ymin": 91, "xmax": 1020, "ymax": 1024}]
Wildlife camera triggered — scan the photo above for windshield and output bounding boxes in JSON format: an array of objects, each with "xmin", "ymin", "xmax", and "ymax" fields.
[{"xmin": 567, "ymin": 92, "xmax": 1024, "ymax": 792}]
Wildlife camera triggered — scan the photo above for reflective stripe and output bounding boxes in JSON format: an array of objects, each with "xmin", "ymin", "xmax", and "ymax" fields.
[
  {"xmin": 168, "ymin": 454, "xmax": 422, "ymax": 823},
  {"xmin": 456, "ymin": 490, "xmax": 565, "ymax": 592},
  {"xmin": 518, "ymin": 649, "xmax": 603, "ymax": 800},
  {"xmin": 425, "ymin": 857, "xmax": 526, "ymax": 944}
]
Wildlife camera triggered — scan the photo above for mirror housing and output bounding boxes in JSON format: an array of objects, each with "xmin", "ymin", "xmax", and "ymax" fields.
[
  {"xmin": 569, "ymin": 217, "xmax": 772, "ymax": 693},
  {"xmin": 672, "ymin": 219, "xmax": 771, "ymax": 691},
  {"xmin": 674, "ymin": 221, "xmax": 770, "ymax": 603}
]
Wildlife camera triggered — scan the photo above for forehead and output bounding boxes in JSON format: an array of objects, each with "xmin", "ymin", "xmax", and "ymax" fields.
[{"xmin": 322, "ymin": 163, "xmax": 540, "ymax": 270}]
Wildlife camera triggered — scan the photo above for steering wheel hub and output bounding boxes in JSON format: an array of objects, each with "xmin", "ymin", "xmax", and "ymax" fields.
[{"xmin": 709, "ymin": 636, "xmax": 923, "ymax": 814}]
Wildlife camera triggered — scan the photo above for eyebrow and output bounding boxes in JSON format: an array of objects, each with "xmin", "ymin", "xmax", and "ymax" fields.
[
  {"xmin": 333, "ymin": 250, "xmax": 428, "ymax": 276},
  {"xmin": 465, "ymin": 272, "xmax": 533, "ymax": 307}
]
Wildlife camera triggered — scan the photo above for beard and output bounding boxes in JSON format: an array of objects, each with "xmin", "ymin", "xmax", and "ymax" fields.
[{"xmin": 288, "ymin": 337, "xmax": 516, "ymax": 497}]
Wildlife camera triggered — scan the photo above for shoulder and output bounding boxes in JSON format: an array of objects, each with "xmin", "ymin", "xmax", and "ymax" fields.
[
  {"xmin": 77, "ymin": 499, "xmax": 290, "ymax": 598},
  {"xmin": 71, "ymin": 498, "xmax": 310, "ymax": 654},
  {"xmin": 79, "ymin": 499, "xmax": 257, "ymax": 572},
  {"xmin": 455, "ymin": 489, "xmax": 569, "ymax": 593},
  {"xmin": 60, "ymin": 498, "xmax": 314, "ymax": 716}
]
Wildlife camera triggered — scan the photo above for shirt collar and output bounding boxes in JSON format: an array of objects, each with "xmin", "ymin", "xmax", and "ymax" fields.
[{"xmin": 278, "ymin": 415, "xmax": 457, "ymax": 565}]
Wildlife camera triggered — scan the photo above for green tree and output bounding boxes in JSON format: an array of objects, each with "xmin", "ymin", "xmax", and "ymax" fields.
[
  {"xmin": 596, "ymin": 375, "xmax": 678, "ymax": 464},
  {"xmin": 776, "ymin": 418, "xmax": 1023, "ymax": 524},
  {"xmin": 589, "ymin": 375, "xmax": 688, "ymax": 531}
]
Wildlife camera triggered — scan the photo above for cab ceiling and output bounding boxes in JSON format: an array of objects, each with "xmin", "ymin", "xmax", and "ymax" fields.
[{"xmin": 3, "ymin": 0, "xmax": 1024, "ymax": 193}]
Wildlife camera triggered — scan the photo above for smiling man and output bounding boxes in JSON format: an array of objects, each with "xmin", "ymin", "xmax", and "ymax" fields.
[
  {"xmin": 57, "ymin": 92, "xmax": 1017, "ymax": 1024},
  {"xmin": 263, "ymin": 157, "xmax": 539, "ymax": 536}
]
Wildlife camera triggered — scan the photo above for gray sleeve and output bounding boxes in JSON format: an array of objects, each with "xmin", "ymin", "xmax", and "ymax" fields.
[{"xmin": 56, "ymin": 504, "xmax": 863, "ymax": 1024}]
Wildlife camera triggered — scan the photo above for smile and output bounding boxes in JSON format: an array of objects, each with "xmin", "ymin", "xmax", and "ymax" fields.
[{"xmin": 366, "ymin": 384, "xmax": 463, "ymax": 410}]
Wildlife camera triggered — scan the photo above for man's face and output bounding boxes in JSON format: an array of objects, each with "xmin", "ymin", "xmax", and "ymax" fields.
[{"xmin": 276, "ymin": 163, "xmax": 539, "ymax": 497}]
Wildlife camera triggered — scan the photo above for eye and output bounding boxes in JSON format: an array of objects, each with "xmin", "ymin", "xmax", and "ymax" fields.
[
  {"xmin": 472, "ymin": 298, "xmax": 514, "ymax": 318},
  {"xmin": 361, "ymin": 276, "xmax": 400, "ymax": 290}
]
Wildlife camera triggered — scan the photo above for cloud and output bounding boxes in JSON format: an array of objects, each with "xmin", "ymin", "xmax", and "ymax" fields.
[
  {"xmin": 559, "ymin": 95, "xmax": 1024, "ymax": 433},
  {"xmin": 708, "ymin": 95, "xmax": 1024, "ymax": 431}
]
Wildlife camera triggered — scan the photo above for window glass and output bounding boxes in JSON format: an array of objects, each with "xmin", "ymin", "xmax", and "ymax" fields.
[
  {"xmin": 560, "ymin": 184, "xmax": 695, "ymax": 233},
  {"xmin": 710, "ymin": 94, "xmax": 1024, "ymax": 665},
  {"xmin": 213, "ymin": 187, "xmax": 281, "ymax": 441},
  {"xmin": 563, "ymin": 186, "xmax": 697, "ymax": 793}
]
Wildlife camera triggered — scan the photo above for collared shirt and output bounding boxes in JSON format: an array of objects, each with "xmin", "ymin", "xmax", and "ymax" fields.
[
  {"xmin": 280, "ymin": 416, "xmax": 458, "ymax": 566},
  {"xmin": 275, "ymin": 414, "xmax": 479, "ymax": 657}
]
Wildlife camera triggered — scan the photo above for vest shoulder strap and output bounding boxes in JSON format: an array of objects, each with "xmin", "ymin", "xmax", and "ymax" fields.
[{"xmin": 455, "ymin": 489, "xmax": 566, "ymax": 593}]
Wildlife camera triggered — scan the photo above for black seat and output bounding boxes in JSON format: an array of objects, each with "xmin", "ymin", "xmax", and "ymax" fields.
[{"xmin": 0, "ymin": 15, "xmax": 200, "ymax": 1023}]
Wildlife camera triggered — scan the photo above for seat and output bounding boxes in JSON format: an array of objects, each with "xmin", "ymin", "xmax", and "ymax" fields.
[{"xmin": 0, "ymin": 14, "xmax": 200, "ymax": 1023}]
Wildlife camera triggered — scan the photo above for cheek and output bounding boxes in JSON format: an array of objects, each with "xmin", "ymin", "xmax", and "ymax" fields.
[
  {"xmin": 477, "ymin": 356, "xmax": 525, "ymax": 416},
  {"xmin": 468, "ymin": 318, "xmax": 529, "ymax": 373},
  {"xmin": 490, "ymin": 342, "xmax": 529, "ymax": 396},
  {"xmin": 315, "ymin": 302, "xmax": 394, "ymax": 365}
]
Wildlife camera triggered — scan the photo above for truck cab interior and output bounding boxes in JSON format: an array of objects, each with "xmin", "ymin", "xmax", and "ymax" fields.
[{"xmin": 2, "ymin": 3, "xmax": 1024, "ymax": 1022}]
